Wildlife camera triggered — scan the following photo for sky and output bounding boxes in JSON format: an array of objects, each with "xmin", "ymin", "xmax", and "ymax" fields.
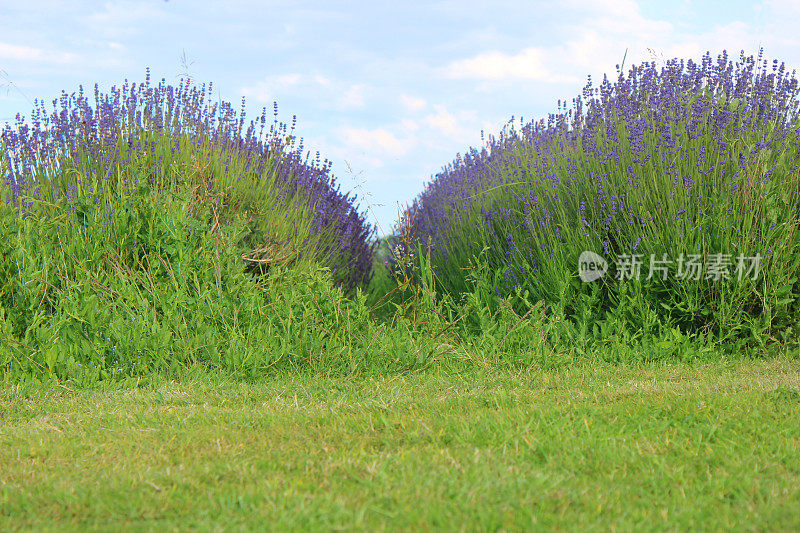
[{"xmin": 1, "ymin": 0, "xmax": 799, "ymax": 235}]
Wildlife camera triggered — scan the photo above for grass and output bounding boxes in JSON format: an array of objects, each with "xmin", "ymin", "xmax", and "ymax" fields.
[{"xmin": 2, "ymin": 357, "xmax": 800, "ymax": 531}]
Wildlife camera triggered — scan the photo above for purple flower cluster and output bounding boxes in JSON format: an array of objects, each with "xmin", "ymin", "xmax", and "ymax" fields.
[
  {"xmin": 402, "ymin": 50, "xmax": 800, "ymax": 300},
  {"xmin": 0, "ymin": 69, "xmax": 374, "ymax": 289}
]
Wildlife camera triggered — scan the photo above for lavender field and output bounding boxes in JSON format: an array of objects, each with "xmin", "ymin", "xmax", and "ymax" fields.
[
  {"xmin": 2, "ymin": 48, "xmax": 800, "ymax": 531},
  {"xmin": 1, "ymin": 50, "xmax": 799, "ymax": 383}
]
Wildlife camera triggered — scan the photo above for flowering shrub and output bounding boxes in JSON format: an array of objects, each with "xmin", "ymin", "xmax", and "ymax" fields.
[
  {"xmin": 0, "ymin": 69, "xmax": 374, "ymax": 289},
  {"xmin": 402, "ymin": 50, "xmax": 800, "ymax": 349}
]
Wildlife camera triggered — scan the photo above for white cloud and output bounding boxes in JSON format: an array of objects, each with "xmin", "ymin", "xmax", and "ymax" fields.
[
  {"xmin": 240, "ymin": 74, "xmax": 302, "ymax": 102},
  {"xmin": 422, "ymin": 105, "xmax": 483, "ymax": 144},
  {"xmin": 765, "ymin": 0, "xmax": 800, "ymax": 17},
  {"xmin": 339, "ymin": 84, "xmax": 366, "ymax": 109},
  {"xmin": 423, "ymin": 106, "xmax": 459, "ymax": 137},
  {"xmin": 341, "ymin": 127, "xmax": 414, "ymax": 158},
  {"xmin": 241, "ymin": 75, "xmax": 367, "ymax": 110},
  {"xmin": 400, "ymin": 94, "xmax": 426, "ymax": 111},
  {"xmin": 274, "ymin": 74, "xmax": 302, "ymax": 86},
  {"xmin": 400, "ymin": 118, "xmax": 419, "ymax": 132},
  {"xmin": 313, "ymin": 74, "xmax": 332, "ymax": 86},
  {"xmin": 444, "ymin": 47, "xmax": 553, "ymax": 81},
  {"xmin": 442, "ymin": 0, "xmax": 785, "ymax": 93},
  {"xmin": 549, "ymin": 0, "xmax": 777, "ymax": 81},
  {"xmin": 0, "ymin": 41, "xmax": 77, "ymax": 63}
]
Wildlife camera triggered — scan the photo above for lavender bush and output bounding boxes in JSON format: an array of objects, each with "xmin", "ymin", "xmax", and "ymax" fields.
[
  {"xmin": 0, "ymin": 70, "xmax": 385, "ymax": 383},
  {"xmin": 401, "ymin": 50, "xmax": 800, "ymax": 351},
  {"xmin": 0, "ymin": 69, "xmax": 374, "ymax": 289}
]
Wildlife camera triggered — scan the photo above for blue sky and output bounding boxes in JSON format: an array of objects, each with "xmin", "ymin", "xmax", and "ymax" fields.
[{"xmin": 1, "ymin": 0, "xmax": 799, "ymax": 234}]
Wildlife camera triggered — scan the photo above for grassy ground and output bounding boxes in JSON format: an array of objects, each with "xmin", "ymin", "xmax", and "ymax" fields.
[{"xmin": 2, "ymin": 356, "xmax": 799, "ymax": 531}]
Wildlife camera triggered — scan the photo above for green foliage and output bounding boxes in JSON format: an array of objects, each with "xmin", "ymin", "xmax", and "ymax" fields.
[
  {"xmin": 0, "ymin": 182, "xmax": 377, "ymax": 384},
  {"xmin": 0, "ymin": 177, "xmax": 480, "ymax": 386}
]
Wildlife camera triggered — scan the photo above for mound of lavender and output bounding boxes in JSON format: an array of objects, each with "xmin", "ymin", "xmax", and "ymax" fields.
[
  {"xmin": 402, "ymin": 49, "xmax": 800, "ymax": 346},
  {"xmin": 0, "ymin": 69, "xmax": 374, "ymax": 289}
]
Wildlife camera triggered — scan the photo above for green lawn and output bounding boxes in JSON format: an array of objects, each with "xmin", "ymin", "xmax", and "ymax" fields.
[{"xmin": 2, "ymin": 357, "xmax": 799, "ymax": 531}]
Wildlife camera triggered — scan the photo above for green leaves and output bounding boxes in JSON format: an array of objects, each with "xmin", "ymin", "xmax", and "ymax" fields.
[{"xmin": 0, "ymin": 181, "xmax": 418, "ymax": 384}]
